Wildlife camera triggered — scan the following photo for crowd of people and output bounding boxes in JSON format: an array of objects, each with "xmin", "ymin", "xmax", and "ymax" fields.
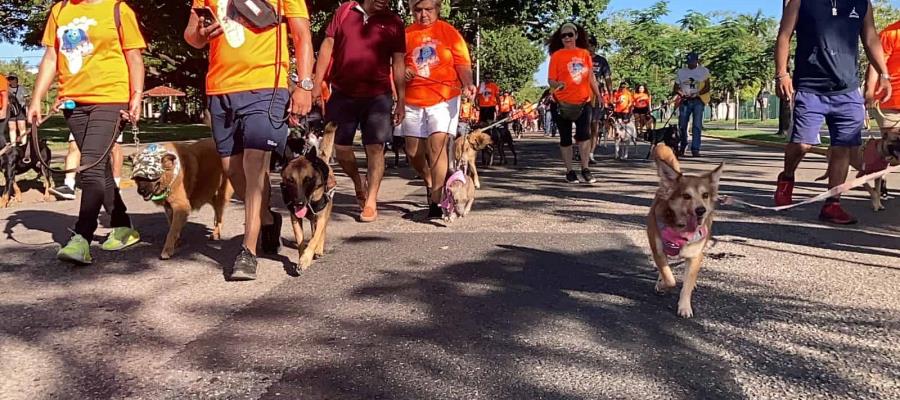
[{"xmin": 5, "ymin": 0, "xmax": 899, "ymax": 275}]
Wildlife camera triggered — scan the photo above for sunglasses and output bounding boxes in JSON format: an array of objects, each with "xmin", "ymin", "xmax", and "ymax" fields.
[{"xmin": 561, "ymin": 32, "xmax": 576, "ymax": 39}]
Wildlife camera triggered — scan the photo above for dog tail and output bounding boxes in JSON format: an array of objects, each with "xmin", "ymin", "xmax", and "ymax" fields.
[
  {"xmin": 652, "ymin": 144, "xmax": 681, "ymax": 174},
  {"xmin": 467, "ymin": 130, "xmax": 493, "ymax": 150},
  {"xmin": 320, "ymin": 122, "xmax": 337, "ymax": 161}
]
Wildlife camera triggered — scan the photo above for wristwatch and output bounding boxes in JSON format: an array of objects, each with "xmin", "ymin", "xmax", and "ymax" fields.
[
  {"xmin": 300, "ymin": 78, "xmax": 315, "ymax": 91},
  {"xmin": 880, "ymin": 73, "xmax": 892, "ymax": 81}
]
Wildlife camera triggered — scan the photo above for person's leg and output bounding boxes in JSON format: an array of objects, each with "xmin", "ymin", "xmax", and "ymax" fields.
[
  {"xmin": 775, "ymin": 91, "xmax": 824, "ymax": 206},
  {"xmin": 240, "ymin": 148, "xmax": 272, "ymax": 254},
  {"xmin": 16, "ymin": 120, "xmax": 27, "ymax": 145},
  {"xmin": 358, "ymin": 94, "xmax": 393, "ymax": 220},
  {"xmin": 405, "ymin": 137, "xmax": 430, "ymax": 188},
  {"xmin": 328, "ymin": 92, "xmax": 366, "ymax": 207},
  {"xmin": 555, "ymin": 109, "xmax": 575, "ymax": 173},
  {"xmin": 677, "ymin": 103, "xmax": 690, "ymax": 153},
  {"xmin": 817, "ymin": 91, "xmax": 865, "ymax": 224},
  {"xmin": 690, "ymin": 100, "xmax": 704, "ymax": 153},
  {"xmin": 7, "ymin": 121, "xmax": 15, "ymax": 147},
  {"xmin": 574, "ymin": 106, "xmax": 593, "ymax": 172},
  {"xmin": 427, "ymin": 133, "xmax": 450, "ymax": 204},
  {"xmin": 111, "ymin": 143, "xmax": 123, "ymax": 187},
  {"xmin": 65, "ymin": 141, "xmax": 80, "ymax": 188}
]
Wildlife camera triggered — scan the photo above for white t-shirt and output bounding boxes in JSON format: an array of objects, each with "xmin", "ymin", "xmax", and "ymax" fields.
[{"xmin": 676, "ymin": 66, "xmax": 710, "ymax": 97}]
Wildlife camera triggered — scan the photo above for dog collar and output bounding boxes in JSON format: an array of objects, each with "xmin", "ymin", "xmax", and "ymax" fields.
[
  {"xmin": 150, "ymin": 188, "xmax": 171, "ymax": 202},
  {"xmin": 660, "ymin": 222, "xmax": 707, "ymax": 257}
]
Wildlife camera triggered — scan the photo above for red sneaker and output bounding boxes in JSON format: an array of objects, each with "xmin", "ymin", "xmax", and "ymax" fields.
[
  {"xmin": 819, "ymin": 202, "xmax": 858, "ymax": 225},
  {"xmin": 774, "ymin": 172, "xmax": 794, "ymax": 206}
]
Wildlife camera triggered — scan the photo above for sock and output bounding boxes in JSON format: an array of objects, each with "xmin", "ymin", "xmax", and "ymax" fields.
[
  {"xmin": 114, "ymin": 177, "xmax": 121, "ymax": 187},
  {"xmin": 64, "ymin": 176, "xmax": 76, "ymax": 189}
]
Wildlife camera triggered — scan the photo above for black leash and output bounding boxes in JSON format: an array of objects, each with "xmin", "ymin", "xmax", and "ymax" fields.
[{"xmin": 28, "ymin": 115, "xmax": 126, "ymax": 175}]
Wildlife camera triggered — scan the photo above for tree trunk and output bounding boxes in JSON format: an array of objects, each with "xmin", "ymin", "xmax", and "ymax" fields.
[
  {"xmin": 725, "ymin": 91, "xmax": 731, "ymax": 120},
  {"xmin": 777, "ymin": 97, "xmax": 792, "ymax": 135},
  {"xmin": 734, "ymin": 87, "xmax": 740, "ymax": 130}
]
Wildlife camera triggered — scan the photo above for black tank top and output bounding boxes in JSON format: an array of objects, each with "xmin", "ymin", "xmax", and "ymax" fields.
[{"xmin": 794, "ymin": 0, "xmax": 867, "ymax": 95}]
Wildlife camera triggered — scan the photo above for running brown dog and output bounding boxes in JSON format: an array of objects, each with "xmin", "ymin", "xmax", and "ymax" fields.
[
  {"xmin": 132, "ymin": 139, "xmax": 233, "ymax": 260},
  {"xmin": 647, "ymin": 144, "xmax": 723, "ymax": 318},
  {"xmin": 280, "ymin": 123, "xmax": 337, "ymax": 270}
]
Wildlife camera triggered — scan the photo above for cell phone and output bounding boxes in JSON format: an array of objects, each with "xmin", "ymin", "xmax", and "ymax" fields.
[{"xmin": 193, "ymin": 7, "xmax": 217, "ymax": 28}]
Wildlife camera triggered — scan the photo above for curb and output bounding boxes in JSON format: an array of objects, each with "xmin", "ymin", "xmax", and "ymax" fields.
[{"xmin": 705, "ymin": 135, "xmax": 828, "ymax": 156}]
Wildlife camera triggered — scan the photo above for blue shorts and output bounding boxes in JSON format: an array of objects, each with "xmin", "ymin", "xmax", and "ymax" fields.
[
  {"xmin": 791, "ymin": 90, "xmax": 864, "ymax": 147},
  {"xmin": 208, "ymin": 89, "xmax": 290, "ymax": 156}
]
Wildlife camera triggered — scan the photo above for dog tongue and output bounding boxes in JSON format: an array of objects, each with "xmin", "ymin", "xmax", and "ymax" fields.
[
  {"xmin": 294, "ymin": 207, "xmax": 308, "ymax": 219},
  {"xmin": 686, "ymin": 214, "xmax": 699, "ymax": 233}
]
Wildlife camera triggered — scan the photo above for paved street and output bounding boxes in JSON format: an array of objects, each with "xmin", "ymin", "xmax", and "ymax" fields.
[{"xmin": 1, "ymin": 136, "xmax": 898, "ymax": 399}]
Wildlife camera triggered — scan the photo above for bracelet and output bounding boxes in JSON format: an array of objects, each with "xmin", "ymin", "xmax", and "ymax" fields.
[{"xmin": 775, "ymin": 73, "xmax": 790, "ymax": 81}]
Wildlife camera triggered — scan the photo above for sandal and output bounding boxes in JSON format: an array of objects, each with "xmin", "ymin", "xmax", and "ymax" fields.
[{"xmin": 359, "ymin": 206, "xmax": 377, "ymax": 222}]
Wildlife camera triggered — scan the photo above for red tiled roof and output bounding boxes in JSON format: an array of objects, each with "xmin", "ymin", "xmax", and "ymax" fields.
[{"xmin": 144, "ymin": 85, "xmax": 186, "ymax": 97}]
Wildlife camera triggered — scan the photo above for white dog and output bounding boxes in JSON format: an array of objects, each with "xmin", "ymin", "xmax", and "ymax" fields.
[{"xmin": 614, "ymin": 115, "xmax": 638, "ymax": 160}]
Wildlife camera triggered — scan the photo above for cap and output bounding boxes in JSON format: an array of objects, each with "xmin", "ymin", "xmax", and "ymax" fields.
[
  {"xmin": 7, "ymin": 73, "xmax": 18, "ymax": 80},
  {"xmin": 686, "ymin": 52, "xmax": 700, "ymax": 63}
]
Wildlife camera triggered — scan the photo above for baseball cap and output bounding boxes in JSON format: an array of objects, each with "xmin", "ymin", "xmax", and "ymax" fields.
[
  {"xmin": 7, "ymin": 73, "xmax": 18, "ymax": 80},
  {"xmin": 686, "ymin": 52, "xmax": 700, "ymax": 63}
]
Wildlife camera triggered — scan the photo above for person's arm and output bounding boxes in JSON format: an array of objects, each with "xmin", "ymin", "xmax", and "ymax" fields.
[
  {"xmin": 862, "ymin": 0, "xmax": 892, "ymax": 103},
  {"xmin": 775, "ymin": 0, "xmax": 800, "ymax": 101},
  {"xmin": 455, "ymin": 65, "xmax": 475, "ymax": 99},
  {"xmin": 699, "ymin": 75, "xmax": 711, "ymax": 96},
  {"xmin": 288, "ymin": 16, "xmax": 314, "ymax": 119},
  {"xmin": 122, "ymin": 49, "xmax": 144, "ymax": 122},
  {"xmin": 589, "ymin": 74, "xmax": 601, "ymax": 104},
  {"xmin": 312, "ymin": 37, "xmax": 334, "ymax": 105},
  {"xmin": 27, "ymin": 47, "xmax": 58, "ymax": 123},
  {"xmin": 184, "ymin": 10, "xmax": 223, "ymax": 49},
  {"xmin": 392, "ymin": 52, "xmax": 406, "ymax": 125}
]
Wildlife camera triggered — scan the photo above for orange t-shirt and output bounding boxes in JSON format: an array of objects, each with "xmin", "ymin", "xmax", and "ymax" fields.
[
  {"xmin": 602, "ymin": 92, "xmax": 612, "ymax": 107},
  {"xmin": 549, "ymin": 48, "xmax": 593, "ymax": 105},
  {"xmin": 0, "ymin": 77, "xmax": 7, "ymax": 110},
  {"xmin": 499, "ymin": 95, "xmax": 515, "ymax": 113},
  {"xmin": 880, "ymin": 20, "xmax": 900, "ymax": 109},
  {"xmin": 405, "ymin": 20, "xmax": 471, "ymax": 107},
  {"xmin": 476, "ymin": 82, "xmax": 499, "ymax": 107},
  {"xmin": 41, "ymin": 0, "xmax": 146, "ymax": 104},
  {"xmin": 633, "ymin": 92, "xmax": 651, "ymax": 109},
  {"xmin": 194, "ymin": 0, "xmax": 309, "ymax": 95},
  {"xmin": 614, "ymin": 89, "xmax": 634, "ymax": 113}
]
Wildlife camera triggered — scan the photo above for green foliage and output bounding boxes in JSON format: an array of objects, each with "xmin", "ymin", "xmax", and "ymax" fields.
[
  {"xmin": 515, "ymin": 83, "xmax": 546, "ymax": 103},
  {"xmin": 475, "ymin": 27, "xmax": 544, "ymax": 92}
]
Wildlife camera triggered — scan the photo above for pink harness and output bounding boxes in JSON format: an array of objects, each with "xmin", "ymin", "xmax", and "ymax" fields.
[
  {"xmin": 660, "ymin": 224, "xmax": 708, "ymax": 257},
  {"xmin": 860, "ymin": 140, "xmax": 890, "ymax": 176},
  {"xmin": 440, "ymin": 170, "xmax": 468, "ymax": 215}
]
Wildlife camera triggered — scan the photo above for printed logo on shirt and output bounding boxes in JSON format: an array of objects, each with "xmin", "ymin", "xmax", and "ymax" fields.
[
  {"xmin": 57, "ymin": 17, "xmax": 97, "ymax": 74},
  {"xmin": 849, "ymin": 7, "xmax": 860, "ymax": 19},
  {"xmin": 217, "ymin": 0, "xmax": 246, "ymax": 48},
  {"xmin": 412, "ymin": 37, "xmax": 439, "ymax": 78},
  {"xmin": 567, "ymin": 57, "xmax": 586, "ymax": 84}
]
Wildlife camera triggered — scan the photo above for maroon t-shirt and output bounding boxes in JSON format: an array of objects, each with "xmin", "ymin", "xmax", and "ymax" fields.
[{"xmin": 325, "ymin": 2, "xmax": 406, "ymax": 98}]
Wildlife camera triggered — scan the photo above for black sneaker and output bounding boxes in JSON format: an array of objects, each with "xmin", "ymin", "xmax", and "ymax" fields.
[
  {"xmin": 565, "ymin": 170, "xmax": 579, "ymax": 183},
  {"xmin": 428, "ymin": 202, "xmax": 443, "ymax": 219},
  {"xmin": 260, "ymin": 210, "xmax": 282, "ymax": 254},
  {"xmin": 50, "ymin": 185, "xmax": 76, "ymax": 200},
  {"xmin": 692, "ymin": 150, "xmax": 701, "ymax": 157},
  {"xmin": 580, "ymin": 168, "xmax": 596, "ymax": 184},
  {"xmin": 226, "ymin": 246, "xmax": 258, "ymax": 281}
]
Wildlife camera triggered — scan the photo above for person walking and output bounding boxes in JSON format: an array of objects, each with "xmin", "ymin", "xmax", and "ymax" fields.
[
  {"xmin": 29, "ymin": 0, "xmax": 145, "ymax": 265},
  {"xmin": 313, "ymin": 0, "xmax": 406, "ymax": 223},
  {"xmin": 588, "ymin": 36, "xmax": 612, "ymax": 162},
  {"xmin": 774, "ymin": 0, "xmax": 892, "ymax": 224},
  {"xmin": 185, "ymin": 0, "xmax": 315, "ymax": 280},
  {"xmin": 476, "ymin": 73, "xmax": 500, "ymax": 123},
  {"xmin": 672, "ymin": 52, "xmax": 711, "ymax": 157},
  {"xmin": 547, "ymin": 22, "xmax": 601, "ymax": 184},
  {"xmin": 401, "ymin": 0, "xmax": 475, "ymax": 219},
  {"xmin": 0, "ymin": 76, "xmax": 7, "ymax": 144},
  {"xmin": 868, "ymin": 18, "xmax": 900, "ymax": 134},
  {"xmin": 7, "ymin": 74, "xmax": 29, "ymax": 146}
]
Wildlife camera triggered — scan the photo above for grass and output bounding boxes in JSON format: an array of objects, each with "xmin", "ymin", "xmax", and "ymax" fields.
[
  {"xmin": 36, "ymin": 115, "xmax": 211, "ymax": 151},
  {"xmin": 705, "ymin": 129, "xmax": 831, "ymax": 146},
  {"xmin": 705, "ymin": 119, "xmax": 780, "ymax": 129}
]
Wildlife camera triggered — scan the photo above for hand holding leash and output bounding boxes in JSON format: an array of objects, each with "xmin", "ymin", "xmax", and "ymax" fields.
[{"xmin": 289, "ymin": 87, "xmax": 312, "ymax": 126}]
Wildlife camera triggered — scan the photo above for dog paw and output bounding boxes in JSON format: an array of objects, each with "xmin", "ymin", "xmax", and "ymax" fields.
[
  {"xmin": 298, "ymin": 252, "xmax": 314, "ymax": 270},
  {"xmin": 655, "ymin": 276, "xmax": 677, "ymax": 294},
  {"xmin": 209, "ymin": 232, "xmax": 221, "ymax": 241},
  {"xmin": 160, "ymin": 249, "xmax": 174, "ymax": 260},
  {"xmin": 677, "ymin": 302, "xmax": 694, "ymax": 318}
]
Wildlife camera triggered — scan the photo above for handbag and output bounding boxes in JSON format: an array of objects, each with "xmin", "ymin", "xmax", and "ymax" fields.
[
  {"xmin": 556, "ymin": 101, "xmax": 586, "ymax": 122},
  {"xmin": 229, "ymin": 0, "xmax": 279, "ymax": 30}
]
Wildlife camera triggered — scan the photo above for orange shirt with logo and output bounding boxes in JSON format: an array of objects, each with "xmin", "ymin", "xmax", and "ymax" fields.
[
  {"xmin": 41, "ymin": 0, "xmax": 146, "ymax": 104},
  {"xmin": 405, "ymin": 20, "xmax": 470, "ymax": 107},
  {"xmin": 879, "ymin": 20, "xmax": 900, "ymax": 109},
  {"xmin": 193, "ymin": 0, "xmax": 309, "ymax": 95},
  {"xmin": 633, "ymin": 92, "xmax": 651, "ymax": 109},
  {"xmin": 476, "ymin": 82, "xmax": 499, "ymax": 107},
  {"xmin": 614, "ymin": 89, "xmax": 634, "ymax": 113},
  {"xmin": 549, "ymin": 48, "xmax": 593, "ymax": 105}
]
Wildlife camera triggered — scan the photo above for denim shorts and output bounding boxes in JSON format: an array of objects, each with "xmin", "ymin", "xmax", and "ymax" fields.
[
  {"xmin": 208, "ymin": 89, "xmax": 290, "ymax": 156},
  {"xmin": 792, "ymin": 90, "xmax": 865, "ymax": 147}
]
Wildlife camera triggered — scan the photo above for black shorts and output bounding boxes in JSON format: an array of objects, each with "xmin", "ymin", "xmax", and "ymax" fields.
[
  {"xmin": 479, "ymin": 107, "xmax": 496, "ymax": 123},
  {"xmin": 326, "ymin": 90, "xmax": 393, "ymax": 146},
  {"xmin": 634, "ymin": 107, "xmax": 650, "ymax": 115},
  {"xmin": 208, "ymin": 89, "xmax": 290, "ymax": 157}
]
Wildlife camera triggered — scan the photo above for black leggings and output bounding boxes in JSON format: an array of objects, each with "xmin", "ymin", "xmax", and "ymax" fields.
[
  {"xmin": 551, "ymin": 103, "xmax": 591, "ymax": 147},
  {"xmin": 64, "ymin": 104, "xmax": 131, "ymax": 242}
]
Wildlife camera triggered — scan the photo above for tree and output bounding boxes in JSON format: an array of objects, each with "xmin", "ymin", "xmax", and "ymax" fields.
[{"xmin": 475, "ymin": 27, "xmax": 544, "ymax": 92}]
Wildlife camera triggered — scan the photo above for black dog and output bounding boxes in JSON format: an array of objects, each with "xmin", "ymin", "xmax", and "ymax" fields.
[
  {"xmin": 384, "ymin": 135, "xmax": 408, "ymax": 168},
  {"xmin": 645, "ymin": 125, "xmax": 680, "ymax": 160},
  {"xmin": 1, "ymin": 137, "xmax": 54, "ymax": 207},
  {"xmin": 482, "ymin": 124, "xmax": 517, "ymax": 166}
]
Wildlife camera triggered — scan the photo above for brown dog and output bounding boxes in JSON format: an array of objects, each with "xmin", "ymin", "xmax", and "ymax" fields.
[
  {"xmin": 453, "ymin": 129, "xmax": 493, "ymax": 188},
  {"xmin": 815, "ymin": 132, "xmax": 900, "ymax": 211},
  {"xmin": 280, "ymin": 123, "xmax": 336, "ymax": 270},
  {"xmin": 647, "ymin": 144, "xmax": 723, "ymax": 318},
  {"xmin": 133, "ymin": 139, "xmax": 233, "ymax": 260}
]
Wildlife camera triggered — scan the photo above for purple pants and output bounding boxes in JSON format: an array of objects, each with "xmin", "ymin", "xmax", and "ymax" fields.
[{"xmin": 791, "ymin": 90, "xmax": 864, "ymax": 147}]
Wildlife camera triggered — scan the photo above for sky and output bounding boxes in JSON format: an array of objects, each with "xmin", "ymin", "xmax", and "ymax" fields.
[{"xmin": 0, "ymin": 1, "xmax": 786, "ymax": 81}]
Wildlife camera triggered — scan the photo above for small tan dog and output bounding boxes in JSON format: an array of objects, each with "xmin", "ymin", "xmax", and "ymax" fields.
[
  {"xmin": 815, "ymin": 131, "xmax": 900, "ymax": 211},
  {"xmin": 132, "ymin": 139, "xmax": 233, "ymax": 260},
  {"xmin": 453, "ymin": 129, "xmax": 493, "ymax": 188},
  {"xmin": 647, "ymin": 144, "xmax": 723, "ymax": 318}
]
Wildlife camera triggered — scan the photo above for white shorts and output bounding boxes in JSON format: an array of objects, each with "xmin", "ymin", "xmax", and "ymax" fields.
[
  {"xmin": 402, "ymin": 96, "xmax": 460, "ymax": 139},
  {"xmin": 69, "ymin": 133, "xmax": 124, "ymax": 143}
]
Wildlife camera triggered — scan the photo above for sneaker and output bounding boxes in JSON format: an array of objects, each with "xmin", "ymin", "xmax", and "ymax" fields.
[
  {"xmin": 677, "ymin": 147, "xmax": 686, "ymax": 157},
  {"xmin": 774, "ymin": 172, "xmax": 794, "ymax": 207},
  {"xmin": 580, "ymin": 168, "xmax": 596, "ymax": 184},
  {"xmin": 50, "ymin": 185, "xmax": 76, "ymax": 200},
  {"xmin": 261, "ymin": 210, "xmax": 282, "ymax": 254},
  {"xmin": 691, "ymin": 150, "xmax": 701, "ymax": 157},
  {"xmin": 57, "ymin": 234, "xmax": 92, "ymax": 265},
  {"xmin": 101, "ymin": 227, "xmax": 140, "ymax": 251},
  {"xmin": 428, "ymin": 202, "xmax": 443, "ymax": 219},
  {"xmin": 819, "ymin": 201, "xmax": 858, "ymax": 225},
  {"xmin": 589, "ymin": 154, "xmax": 598, "ymax": 165},
  {"xmin": 226, "ymin": 246, "xmax": 258, "ymax": 281},
  {"xmin": 565, "ymin": 170, "xmax": 579, "ymax": 184}
]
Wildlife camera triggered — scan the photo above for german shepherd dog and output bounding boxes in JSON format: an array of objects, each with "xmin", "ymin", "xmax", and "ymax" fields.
[
  {"xmin": 647, "ymin": 144, "xmax": 723, "ymax": 318},
  {"xmin": 133, "ymin": 139, "xmax": 233, "ymax": 260},
  {"xmin": 1, "ymin": 137, "xmax": 53, "ymax": 207},
  {"xmin": 280, "ymin": 123, "xmax": 337, "ymax": 271}
]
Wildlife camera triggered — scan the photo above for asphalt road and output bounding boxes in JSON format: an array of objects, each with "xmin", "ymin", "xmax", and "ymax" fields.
[{"xmin": 1, "ymin": 136, "xmax": 898, "ymax": 399}]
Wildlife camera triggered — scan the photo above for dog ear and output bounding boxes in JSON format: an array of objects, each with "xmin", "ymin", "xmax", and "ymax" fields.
[
  {"xmin": 707, "ymin": 162, "xmax": 724, "ymax": 187},
  {"xmin": 657, "ymin": 160, "xmax": 681, "ymax": 185},
  {"xmin": 161, "ymin": 154, "xmax": 176, "ymax": 170}
]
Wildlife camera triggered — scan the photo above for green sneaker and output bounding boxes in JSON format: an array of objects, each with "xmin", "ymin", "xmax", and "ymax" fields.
[
  {"xmin": 57, "ymin": 234, "xmax": 93, "ymax": 265},
  {"xmin": 101, "ymin": 227, "xmax": 141, "ymax": 251}
]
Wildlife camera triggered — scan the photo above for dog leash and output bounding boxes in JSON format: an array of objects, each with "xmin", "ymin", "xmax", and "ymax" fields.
[{"xmin": 28, "ymin": 115, "xmax": 126, "ymax": 175}]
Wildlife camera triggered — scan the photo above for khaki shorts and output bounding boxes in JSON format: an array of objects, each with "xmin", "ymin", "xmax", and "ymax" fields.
[{"xmin": 872, "ymin": 108, "xmax": 900, "ymax": 132}]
